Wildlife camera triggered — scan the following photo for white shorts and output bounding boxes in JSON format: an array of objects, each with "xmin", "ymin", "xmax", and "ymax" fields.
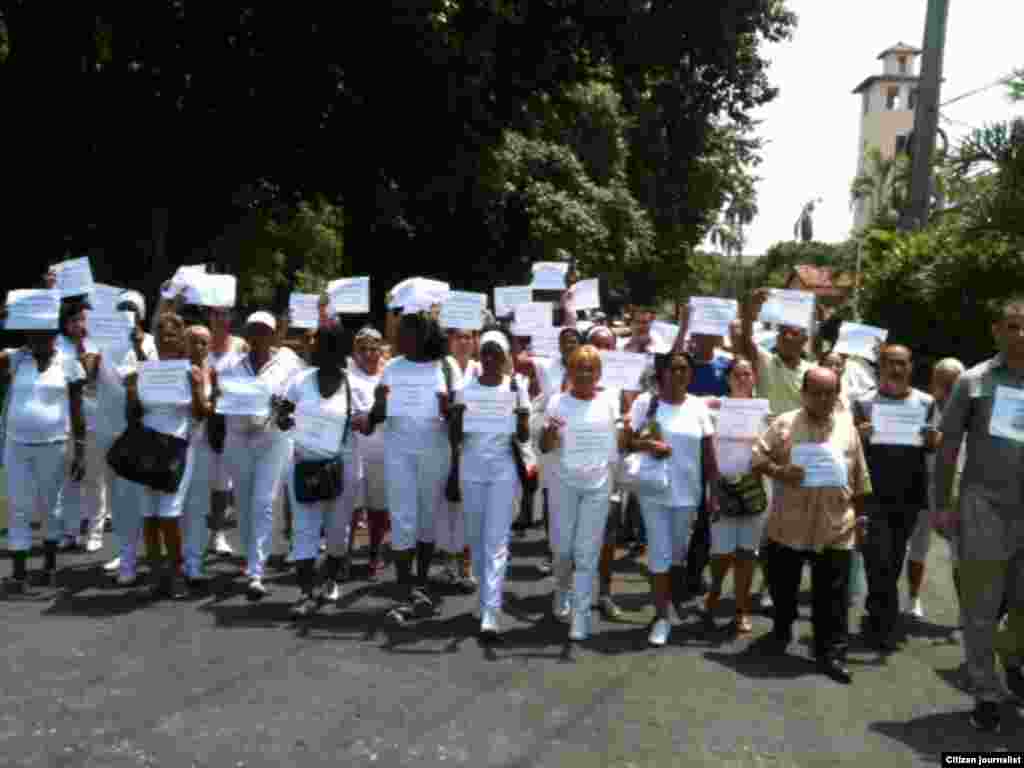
[{"xmin": 711, "ymin": 513, "xmax": 766, "ymax": 555}]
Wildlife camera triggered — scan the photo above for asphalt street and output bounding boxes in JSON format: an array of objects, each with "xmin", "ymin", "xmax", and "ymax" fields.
[{"xmin": 0, "ymin": 515, "xmax": 1020, "ymax": 767}]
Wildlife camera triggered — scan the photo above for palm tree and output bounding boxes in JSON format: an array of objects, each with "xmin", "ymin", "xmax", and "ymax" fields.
[{"xmin": 850, "ymin": 147, "xmax": 909, "ymax": 230}]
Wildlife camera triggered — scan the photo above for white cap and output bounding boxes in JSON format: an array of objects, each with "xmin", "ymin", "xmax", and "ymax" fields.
[
  {"xmin": 245, "ymin": 311, "xmax": 277, "ymax": 331},
  {"xmin": 479, "ymin": 330, "xmax": 510, "ymax": 356},
  {"xmin": 387, "ymin": 277, "xmax": 450, "ymax": 312},
  {"xmin": 118, "ymin": 290, "xmax": 146, "ymax": 318}
]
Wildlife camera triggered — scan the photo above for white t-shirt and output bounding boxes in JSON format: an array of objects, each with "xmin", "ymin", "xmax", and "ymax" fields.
[
  {"xmin": 447, "ymin": 356, "xmax": 482, "ymax": 387},
  {"xmin": 380, "ymin": 356, "xmax": 452, "ymax": 454},
  {"xmin": 348, "ymin": 364, "xmax": 384, "ymax": 465},
  {"xmin": 5, "ymin": 347, "xmax": 86, "ymax": 445},
  {"xmin": 630, "ymin": 392, "xmax": 714, "ymax": 507},
  {"xmin": 221, "ymin": 347, "xmax": 305, "ymax": 435},
  {"xmin": 455, "ymin": 375, "xmax": 530, "ymax": 483},
  {"xmin": 537, "ymin": 357, "xmax": 568, "ymax": 408},
  {"xmin": 284, "ymin": 368, "xmax": 355, "ymax": 461},
  {"xmin": 95, "ymin": 334, "xmax": 157, "ymax": 438},
  {"xmin": 545, "ymin": 390, "xmax": 621, "ymax": 490},
  {"xmin": 58, "ymin": 334, "xmax": 98, "ymax": 427}
]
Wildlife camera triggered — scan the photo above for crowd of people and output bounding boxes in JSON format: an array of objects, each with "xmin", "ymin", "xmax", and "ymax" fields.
[{"xmin": 1, "ymin": 267, "xmax": 1023, "ymax": 735}]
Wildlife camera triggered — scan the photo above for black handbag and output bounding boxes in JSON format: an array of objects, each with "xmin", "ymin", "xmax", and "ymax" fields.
[
  {"xmin": 207, "ymin": 413, "xmax": 227, "ymax": 454},
  {"xmin": 292, "ymin": 372, "xmax": 352, "ymax": 503},
  {"xmin": 441, "ymin": 357, "xmax": 463, "ymax": 503},
  {"xmin": 107, "ymin": 424, "xmax": 190, "ymax": 493},
  {"xmin": 717, "ymin": 473, "xmax": 768, "ymax": 518}
]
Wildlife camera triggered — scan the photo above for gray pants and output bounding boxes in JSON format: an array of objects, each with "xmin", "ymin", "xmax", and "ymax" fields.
[{"xmin": 958, "ymin": 487, "xmax": 1024, "ymax": 702}]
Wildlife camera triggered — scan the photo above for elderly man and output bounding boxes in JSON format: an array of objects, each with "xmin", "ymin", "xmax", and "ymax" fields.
[
  {"xmin": 934, "ymin": 297, "xmax": 1024, "ymax": 734},
  {"xmin": 852, "ymin": 344, "xmax": 938, "ymax": 651},
  {"xmin": 741, "ymin": 288, "xmax": 814, "ymax": 417},
  {"xmin": 753, "ymin": 367, "xmax": 872, "ymax": 684}
]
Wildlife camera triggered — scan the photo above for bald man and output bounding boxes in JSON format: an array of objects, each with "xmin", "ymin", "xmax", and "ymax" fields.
[{"xmin": 753, "ymin": 367, "xmax": 872, "ymax": 684}]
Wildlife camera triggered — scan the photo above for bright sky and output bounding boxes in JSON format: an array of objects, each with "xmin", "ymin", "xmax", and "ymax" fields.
[{"xmin": 738, "ymin": 0, "xmax": 1023, "ymax": 257}]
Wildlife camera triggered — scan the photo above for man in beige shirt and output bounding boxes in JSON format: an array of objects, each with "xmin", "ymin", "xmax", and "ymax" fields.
[{"xmin": 753, "ymin": 367, "xmax": 872, "ymax": 684}]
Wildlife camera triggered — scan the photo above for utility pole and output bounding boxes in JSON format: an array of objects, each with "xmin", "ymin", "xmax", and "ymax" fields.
[{"xmin": 900, "ymin": 0, "xmax": 951, "ymax": 231}]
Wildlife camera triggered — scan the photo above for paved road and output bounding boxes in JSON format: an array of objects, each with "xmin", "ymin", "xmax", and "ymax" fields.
[{"xmin": 0, "ymin": 518, "xmax": 1020, "ymax": 767}]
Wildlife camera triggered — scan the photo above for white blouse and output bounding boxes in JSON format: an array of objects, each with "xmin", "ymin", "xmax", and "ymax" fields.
[
  {"xmin": 545, "ymin": 389, "xmax": 621, "ymax": 491},
  {"xmin": 284, "ymin": 368, "xmax": 355, "ymax": 462},
  {"xmin": 221, "ymin": 347, "xmax": 305, "ymax": 435},
  {"xmin": 5, "ymin": 347, "xmax": 86, "ymax": 445}
]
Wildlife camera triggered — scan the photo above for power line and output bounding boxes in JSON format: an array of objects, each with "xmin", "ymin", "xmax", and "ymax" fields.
[{"xmin": 939, "ymin": 72, "xmax": 1017, "ymax": 108}]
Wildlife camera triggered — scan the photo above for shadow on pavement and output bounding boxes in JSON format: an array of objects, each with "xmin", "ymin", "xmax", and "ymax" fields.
[
  {"xmin": 869, "ymin": 708, "xmax": 1024, "ymax": 761},
  {"xmin": 703, "ymin": 635, "xmax": 819, "ymax": 681}
]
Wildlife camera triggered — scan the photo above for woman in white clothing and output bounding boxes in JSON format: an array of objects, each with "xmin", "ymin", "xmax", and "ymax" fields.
[
  {"xmin": 217, "ymin": 312, "xmax": 305, "ymax": 600},
  {"xmin": 626, "ymin": 351, "xmax": 720, "ymax": 647},
  {"xmin": 540, "ymin": 345, "xmax": 625, "ymax": 642},
  {"xmin": 0, "ymin": 329, "xmax": 87, "ymax": 590},
  {"xmin": 449, "ymin": 329, "xmax": 531, "ymax": 637},
  {"xmin": 120, "ymin": 313, "xmax": 213, "ymax": 598},
  {"xmin": 705, "ymin": 356, "xmax": 768, "ymax": 634},
  {"xmin": 276, "ymin": 324, "xmax": 364, "ymax": 617},
  {"xmin": 368, "ymin": 311, "xmax": 453, "ymax": 625}
]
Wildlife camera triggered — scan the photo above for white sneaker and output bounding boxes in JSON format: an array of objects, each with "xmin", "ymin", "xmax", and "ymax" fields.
[
  {"xmin": 908, "ymin": 597, "xmax": 924, "ymax": 619},
  {"xmin": 481, "ymin": 608, "xmax": 500, "ymax": 635},
  {"xmin": 322, "ymin": 579, "xmax": 341, "ymax": 602},
  {"xmin": 553, "ymin": 590, "xmax": 571, "ymax": 622},
  {"xmin": 103, "ymin": 557, "xmax": 121, "ymax": 573},
  {"xmin": 649, "ymin": 618, "xmax": 672, "ymax": 647},
  {"xmin": 569, "ymin": 609, "xmax": 590, "ymax": 642},
  {"xmin": 85, "ymin": 533, "xmax": 104, "ymax": 553},
  {"xmin": 117, "ymin": 573, "xmax": 137, "ymax": 587},
  {"xmin": 759, "ymin": 592, "xmax": 773, "ymax": 610},
  {"xmin": 210, "ymin": 532, "xmax": 233, "ymax": 556}
]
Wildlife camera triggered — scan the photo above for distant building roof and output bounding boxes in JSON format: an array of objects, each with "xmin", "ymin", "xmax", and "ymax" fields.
[
  {"xmin": 877, "ymin": 42, "xmax": 922, "ymax": 60},
  {"xmin": 787, "ymin": 265, "xmax": 855, "ymax": 299},
  {"xmin": 852, "ymin": 73, "xmax": 921, "ymax": 95}
]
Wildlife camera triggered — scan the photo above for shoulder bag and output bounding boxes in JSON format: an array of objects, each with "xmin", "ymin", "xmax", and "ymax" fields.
[
  {"xmin": 293, "ymin": 371, "xmax": 352, "ymax": 503},
  {"xmin": 620, "ymin": 395, "xmax": 671, "ymax": 497}
]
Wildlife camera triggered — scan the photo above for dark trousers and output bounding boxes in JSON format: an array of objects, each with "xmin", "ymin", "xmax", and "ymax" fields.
[
  {"xmin": 763, "ymin": 539, "xmax": 852, "ymax": 661},
  {"xmin": 686, "ymin": 501, "xmax": 711, "ymax": 590},
  {"xmin": 863, "ymin": 504, "xmax": 919, "ymax": 636}
]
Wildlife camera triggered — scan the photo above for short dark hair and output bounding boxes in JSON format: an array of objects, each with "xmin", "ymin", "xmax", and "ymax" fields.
[{"xmin": 654, "ymin": 350, "xmax": 695, "ymax": 378}]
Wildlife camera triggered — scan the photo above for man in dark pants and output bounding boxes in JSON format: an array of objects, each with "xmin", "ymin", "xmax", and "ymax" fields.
[
  {"xmin": 753, "ymin": 367, "xmax": 872, "ymax": 684},
  {"xmin": 853, "ymin": 344, "xmax": 938, "ymax": 651}
]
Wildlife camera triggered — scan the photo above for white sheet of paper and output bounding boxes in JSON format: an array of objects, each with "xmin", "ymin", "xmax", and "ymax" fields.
[
  {"xmin": 462, "ymin": 387, "xmax": 517, "ymax": 435},
  {"xmin": 185, "ymin": 274, "xmax": 237, "ymax": 308},
  {"xmin": 790, "ymin": 443, "xmax": 848, "ymax": 488},
  {"xmin": 86, "ymin": 311, "xmax": 135, "ymax": 351},
  {"xmin": 717, "ymin": 398, "xmax": 771, "ymax": 440},
  {"xmin": 53, "ymin": 257, "xmax": 95, "ymax": 298},
  {"xmin": 529, "ymin": 328, "xmax": 562, "ymax": 358},
  {"xmin": 871, "ymin": 403, "xmax": 927, "ymax": 446},
  {"xmin": 288, "ymin": 293, "xmax": 320, "ymax": 330},
  {"xmin": 90, "ymin": 284, "xmax": 123, "ymax": 313},
  {"xmin": 530, "ymin": 262, "xmax": 568, "ymax": 290},
  {"xmin": 650, "ymin": 321, "xmax": 681, "ymax": 349},
  {"xmin": 388, "ymin": 366, "xmax": 440, "ymax": 419},
  {"xmin": 512, "ymin": 302, "xmax": 553, "ymax": 335},
  {"xmin": 493, "ymin": 286, "xmax": 533, "ymax": 318},
  {"xmin": 440, "ymin": 291, "xmax": 486, "ymax": 331},
  {"xmin": 833, "ymin": 322, "xmax": 889, "ymax": 362},
  {"xmin": 717, "ymin": 438, "xmax": 755, "ymax": 477},
  {"xmin": 5, "ymin": 289, "xmax": 60, "ymax": 330},
  {"xmin": 599, "ymin": 351, "xmax": 648, "ymax": 391},
  {"xmin": 758, "ymin": 289, "xmax": 815, "ymax": 331},
  {"xmin": 163, "ymin": 265, "xmax": 207, "ymax": 299},
  {"xmin": 572, "ymin": 279, "xmax": 600, "ymax": 311},
  {"xmin": 689, "ymin": 297, "xmax": 738, "ymax": 337},
  {"xmin": 563, "ymin": 422, "xmax": 613, "ymax": 470},
  {"xmin": 327, "ymin": 276, "xmax": 370, "ymax": 314},
  {"xmin": 138, "ymin": 360, "xmax": 192, "ymax": 406},
  {"xmin": 989, "ymin": 385, "xmax": 1024, "ymax": 443},
  {"xmin": 215, "ymin": 376, "xmax": 272, "ymax": 417},
  {"xmin": 292, "ymin": 404, "xmax": 345, "ymax": 455}
]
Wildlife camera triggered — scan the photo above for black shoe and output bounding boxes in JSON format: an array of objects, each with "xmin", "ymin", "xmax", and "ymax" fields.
[
  {"xmin": 246, "ymin": 577, "xmax": 268, "ymax": 601},
  {"xmin": 1006, "ymin": 665, "xmax": 1024, "ymax": 701},
  {"xmin": 818, "ymin": 658, "xmax": 852, "ymax": 685},
  {"xmin": 184, "ymin": 575, "xmax": 209, "ymax": 594},
  {"xmin": 32, "ymin": 569, "xmax": 57, "ymax": 588},
  {"xmin": 3, "ymin": 576, "xmax": 27, "ymax": 595},
  {"xmin": 763, "ymin": 628, "xmax": 793, "ymax": 655},
  {"xmin": 969, "ymin": 701, "xmax": 1001, "ymax": 733},
  {"xmin": 861, "ymin": 622, "xmax": 899, "ymax": 652},
  {"xmin": 266, "ymin": 555, "xmax": 289, "ymax": 572},
  {"xmin": 290, "ymin": 595, "xmax": 319, "ymax": 619},
  {"xmin": 410, "ymin": 587, "xmax": 434, "ymax": 618}
]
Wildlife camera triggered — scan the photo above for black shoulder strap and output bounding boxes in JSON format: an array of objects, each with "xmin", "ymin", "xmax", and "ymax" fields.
[
  {"xmin": 647, "ymin": 394, "xmax": 659, "ymax": 420},
  {"xmin": 441, "ymin": 357, "xmax": 455, "ymax": 395},
  {"xmin": 342, "ymin": 370, "xmax": 352, "ymax": 448}
]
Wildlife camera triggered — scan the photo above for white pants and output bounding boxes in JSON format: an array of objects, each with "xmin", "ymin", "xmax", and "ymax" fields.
[
  {"xmin": 5, "ymin": 441, "xmax": 67, "ymax": 550},
  {"xmin": 272, "ymin": 448, "xmax": 292, "ymax": 558},
  {"xmin": 384, "ymin": 446, "xmax": 449, "ymax": 552},
  {"xmin": 549, "ymin": 475, "xmax": 610, "ymax": 617},
  {"xmin": 462, "ymin": 467, "xmax": 519, "ymax": 612},
  {"xmin": 435, "ymin": 499, "xmax": 465, "ymax": 554},
  {"xmin": 224, "ymin": 431, "xmax": 291, "ymax": 578},
  {"xmin": 641, "ymin": 502, "xmax": 697, "ymax": 574},
  {"xmin": 118, "ymin": 441, "xmax": 196, "ymax": 578},
  {"xmin": 56, "ymin": 430, "xmax": 109, "ymax": 539},
  {"xmin": 711, "ymin": 513, "xmax": 767, "ymax": 556},
  {"xmin": 182, "ymin": 438, "xmax": 215, "ymax": 577},
  {"xmin": 287, "ymin": 457, "xmax": 358, "ymax": 561}
]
